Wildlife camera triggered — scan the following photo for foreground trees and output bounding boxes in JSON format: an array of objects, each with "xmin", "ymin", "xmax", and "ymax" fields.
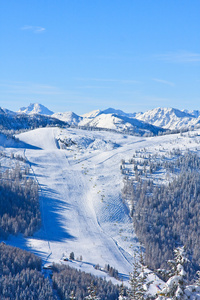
[{"xmin": 0, "ymin": 243, "xmax": 54, "ymax": 299}]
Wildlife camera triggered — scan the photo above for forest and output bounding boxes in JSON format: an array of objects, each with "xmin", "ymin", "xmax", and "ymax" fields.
[
  {"xmin": 0, "ymin": 158, "xmax": 41, "ymax": 238},
  {"xmin": 0, "ymin": 243, "xmax": 54, "ymax": 299},
  {"xmin": 121, "ymin": 149, "xmax": 200, "ymax": 277},
  {"xmin": 52, "ymin": 264, "xmax": 121, "ymax": 300},
  {"xmin": 0, "ymin": 243, "xmax": 123, "ymax": 300}
]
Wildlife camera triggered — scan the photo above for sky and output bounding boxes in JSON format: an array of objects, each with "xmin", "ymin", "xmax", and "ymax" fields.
[{"xmin": 0, "ymin": 1, "xmax": 200, "ymax": 115}]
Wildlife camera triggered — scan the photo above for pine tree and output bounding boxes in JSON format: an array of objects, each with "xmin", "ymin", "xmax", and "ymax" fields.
[
  {"xmin": 70, "ymin": 290, "xmax": 76, "ymax": 300},
  {"xmin": 118, "ymin": 282, "xmax": 127, "ymax": 300},
  {"xmin": 156, "ymin": 246, "xmax": 189, "ymax": 300},
  {"xmin": 128, "ymin": 253, "xmax": 152, "ymax": 300},
  {"xmin": 85, "ymin": 281, "xmax": 99, "ymax": 300}
]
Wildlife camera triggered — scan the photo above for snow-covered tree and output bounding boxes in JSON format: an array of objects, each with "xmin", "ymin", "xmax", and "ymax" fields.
[
  {"xmin": 70, "ymin": 290, "xmax": 76, "ymax": 300},
  {"xmin": 118, "ymin": 282, "xmax": 127, "ymax": 300},
  {"xmin": 156, "ymin": 246, "xmax": 189, "ymax": 299},
  {"xmin": 85, "ymin": 281, "xmax": 100, "ymax": 300},
  {"xmin": 128, "ymin": 253, "xmax": 152, "ymax": 299}
]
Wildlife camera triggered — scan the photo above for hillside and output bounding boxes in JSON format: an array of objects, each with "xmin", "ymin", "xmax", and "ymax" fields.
[
  {"xmin": 1, "ymin": 123, "xmax": 200, "ymax": 287},
  {"xmin": 52, "ymin": 111, "xmax": 83, "ymax": 126},
  {"xmin": 0, "ymin": 109, "xmax": 68, "ymax": 131}
]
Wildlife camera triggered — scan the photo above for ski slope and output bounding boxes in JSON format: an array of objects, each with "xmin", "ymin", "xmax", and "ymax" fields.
[
  {"xmin": 15, "ymin": 128, "xmax": 142, "ymax": 275},
  {"xmin": 5, "ymin": 126, "xmax": 199, "ymax": 291}
]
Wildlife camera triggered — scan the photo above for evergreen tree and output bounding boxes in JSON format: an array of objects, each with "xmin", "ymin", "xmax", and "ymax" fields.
[
  {"xmin": 156, "ymin": 246, "xmax": 189, "ymax": 299},
  {"xmin": 70, "ymin": 290, "xmax": 76, "ymax": 300},
  {"xmin": 85, "ymin": 281, "xmax": 99, "ymax": 300},
  {"xmin": 118, "ymin": 282, "xmax": 127, "ymax": 300},
  {"xmin": 128, "ymin": 253, "xmax": 152, "ymax": 299}
]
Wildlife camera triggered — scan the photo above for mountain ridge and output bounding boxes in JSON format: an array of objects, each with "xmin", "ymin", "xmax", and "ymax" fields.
[{"xmin": 2, "ymin": 102, "xmax": 200, "ymax": 133}]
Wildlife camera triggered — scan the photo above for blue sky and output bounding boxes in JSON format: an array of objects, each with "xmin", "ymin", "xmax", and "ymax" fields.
[{"xmin": 0, "ymin": 1, "xmax": 200, "ymax": 114}]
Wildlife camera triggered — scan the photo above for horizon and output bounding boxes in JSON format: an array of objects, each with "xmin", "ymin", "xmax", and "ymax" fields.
[{"xmin": 1, "ymin": 1, "xmax": 200, "ymax": 114}]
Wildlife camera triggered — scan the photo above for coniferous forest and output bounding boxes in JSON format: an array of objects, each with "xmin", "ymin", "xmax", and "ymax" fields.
[
  {"xmin": 0, "ymin": 161, "xmax": 41, "ymax": 238},
  {"xmin": 122, "ymin": 150, "xmax": 200, "ymax": 277}
]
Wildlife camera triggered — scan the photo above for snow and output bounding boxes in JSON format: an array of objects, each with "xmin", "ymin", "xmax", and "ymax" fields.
[
  {"xmin": 18, "ymin": 103, "xmax": 54, "ymax": 116},
  {"xmin": 79, "ymin": 113, "xmax": 162, "ymax": 135},
  {"xmin": 2, "ymin": 125, "xmax": 200, "ymax": 293},
  {"xmin": 136, "ymin": 107, "xmax": 200, "ymax": 130},
  {"xmin": 52, "ymin": 111, "xmax": 82, "ymax": 125},
  {"xmin": 81, "ymin": 109, "xmax": 101, "ymax": 118}
]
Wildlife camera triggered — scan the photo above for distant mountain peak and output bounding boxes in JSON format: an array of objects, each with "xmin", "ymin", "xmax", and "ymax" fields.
[
  {"xmin": 81, "ymin": 109, "xmax": 101, "ymax": 118},
  {"xmin": 18, "ymin": 103, "xmax": 54, "ymax": 116},
  {"xmin": 136, "ymin": 107, "xmax": 200, "ymax": 130}
]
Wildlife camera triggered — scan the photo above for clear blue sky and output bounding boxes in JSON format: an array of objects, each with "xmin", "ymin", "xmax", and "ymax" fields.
[{"xmin": 0, "ymin": 1, "xmax": 200, "ymax": 114}]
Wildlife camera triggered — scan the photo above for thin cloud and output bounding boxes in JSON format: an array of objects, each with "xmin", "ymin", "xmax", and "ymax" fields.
[
  {"xmin": 75, "ymin": 77, "xmax": 141, "ymax": 84},
  {"xmin": 0, "ymin": 81, "xmax": 62, "ymax": 95},
  {"xmin": 152, "ymin": 78, "xmax": 175, "ymax": 87},
  {"xmin": 21, "ymin": 25, "xmax": 46, "ymax": 33},
  {"xmin": 156, "ymin": 51, "xmax": 200, "ymax": 63}
]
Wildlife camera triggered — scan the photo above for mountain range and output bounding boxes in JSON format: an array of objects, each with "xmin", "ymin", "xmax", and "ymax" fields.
[{"xmin": 1, "ymin": 102, "xmax": 200, "ymax": 134}]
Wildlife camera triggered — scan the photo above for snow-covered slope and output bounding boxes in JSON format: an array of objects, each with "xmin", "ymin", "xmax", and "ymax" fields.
[
  {"xmin": 182, "ymin": 109, "xmax": 200, "ymax": 118},
  {"xmin": 1, "ymin": 126, "xmax": 174, "ymax": 291},
  {"xmin": 3, "ymin": 125, "xmax": 200, "ymax": 294},
  {"xmin": 52, "ymin": 111, "xmax": 83, "ymax": 126},
  {"xmin": 79, "ymin": 113, "xmax": 164, "ymax": 135},
  {"xmin": 18, "ymin": 103, "xmax": 54, "ymax": 115},
  {"xmin": 136, "ymin": 107, "xmax": 200, "ymax": 130},
  {"xmin": 82, "ymin": 108, "xmax": 136, "ymax": 119},
  {"xmin": 101, "ymin": 107, "xmax": 137, "ymax": 118},
  {"xmin": 0, "ymin": 107, "xmax": 16, "ymax": 116},
  {"xmin": 81, "ymin": 109, "xmax": 101, "ymax": 118},
  {"xmin": 0, "ymin": 112, "xmax": 68, "ymax": 131}
]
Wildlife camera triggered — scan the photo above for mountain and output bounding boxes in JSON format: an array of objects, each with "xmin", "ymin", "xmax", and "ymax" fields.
[
  {"xmin": 13, "ymin": 103, "xmax": 200, "ymax": 133},
  {"xmin": 136, "ymin": 107, "xmax": 200, "ymax": 130},
  {"xmin": 52, "ymin": 111, "xmax": 82, "ymax": 126},
  {"xmin": 18, "ymin": 103, "xmax": 54, "ymax": 116},
  {"xmin": 0, "ymin": 107, "xmax": 16, "ymax": 116},
  {"xmin": 0, "ymin": 112, "xmax": 68, "ymax": 131},
  {"xmin": 79, "ymin": 113, "xmax": 165, "ymax": 135},
  {"xmin": 51, "ymin": 107, "xmax": 163, "ymax": 135},
  {"xmin": 81, "ymin": 109, "xmax": 101, "ymax": 118},
  {"xmin": 82, "ymin": 107, "xmax": 137, "ymax": 119},
  {"xmin": 101, "ymin": 107, "xmax": 137, "ymax": 118},
  {"xmin": 182, "ymin": 109, "xmax": 200, "ymax": 118}
]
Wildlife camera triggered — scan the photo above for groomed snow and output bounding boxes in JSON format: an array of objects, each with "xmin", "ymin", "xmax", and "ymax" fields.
[{"xmin": 4, "ymin": 126, "xmax": 200, "ymax": 292}]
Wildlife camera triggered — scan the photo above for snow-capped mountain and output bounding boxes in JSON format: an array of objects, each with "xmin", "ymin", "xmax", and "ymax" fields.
[
  {"xmin": 52, "ymin": 111, "xmax": 82, "ymax": 126},
  {"xmin": 136, "ymin": 107, "xmax": 200, "ymax": 130},
  {"xmin": 13, "ymin": 103, "xmax": 200, "ymax": 132},
  {"xmin": 82, "ymin": 108, "xmax": 137, "ymax": 119},
  {"xmin": 52, "ymin": 106, "xmax": 164, "ymax": 135},
  {"xmin": 0, "ymin": 111, "xmax": 68, "ymax": 131},
  {"xmin": 182, "ymin": 109, "xmax": 200, "ymax": 118},
  {"xmin": 81, "ymin": 109, "xmax": 101, "ymax": 118},
  {"xmin": 79, "ymin": 113, "xmax": 164, "ymax": 135},
  {"xmin": 0, "ymin": 107, "xmax": 16, "ymax": 116},
  {"xmin": 101, "ymin": 107, "xmax": 137, "ymax": 118},
  {"xmin": 18, "ymin": 103, "xmax": 54, "ymax": 116}
]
